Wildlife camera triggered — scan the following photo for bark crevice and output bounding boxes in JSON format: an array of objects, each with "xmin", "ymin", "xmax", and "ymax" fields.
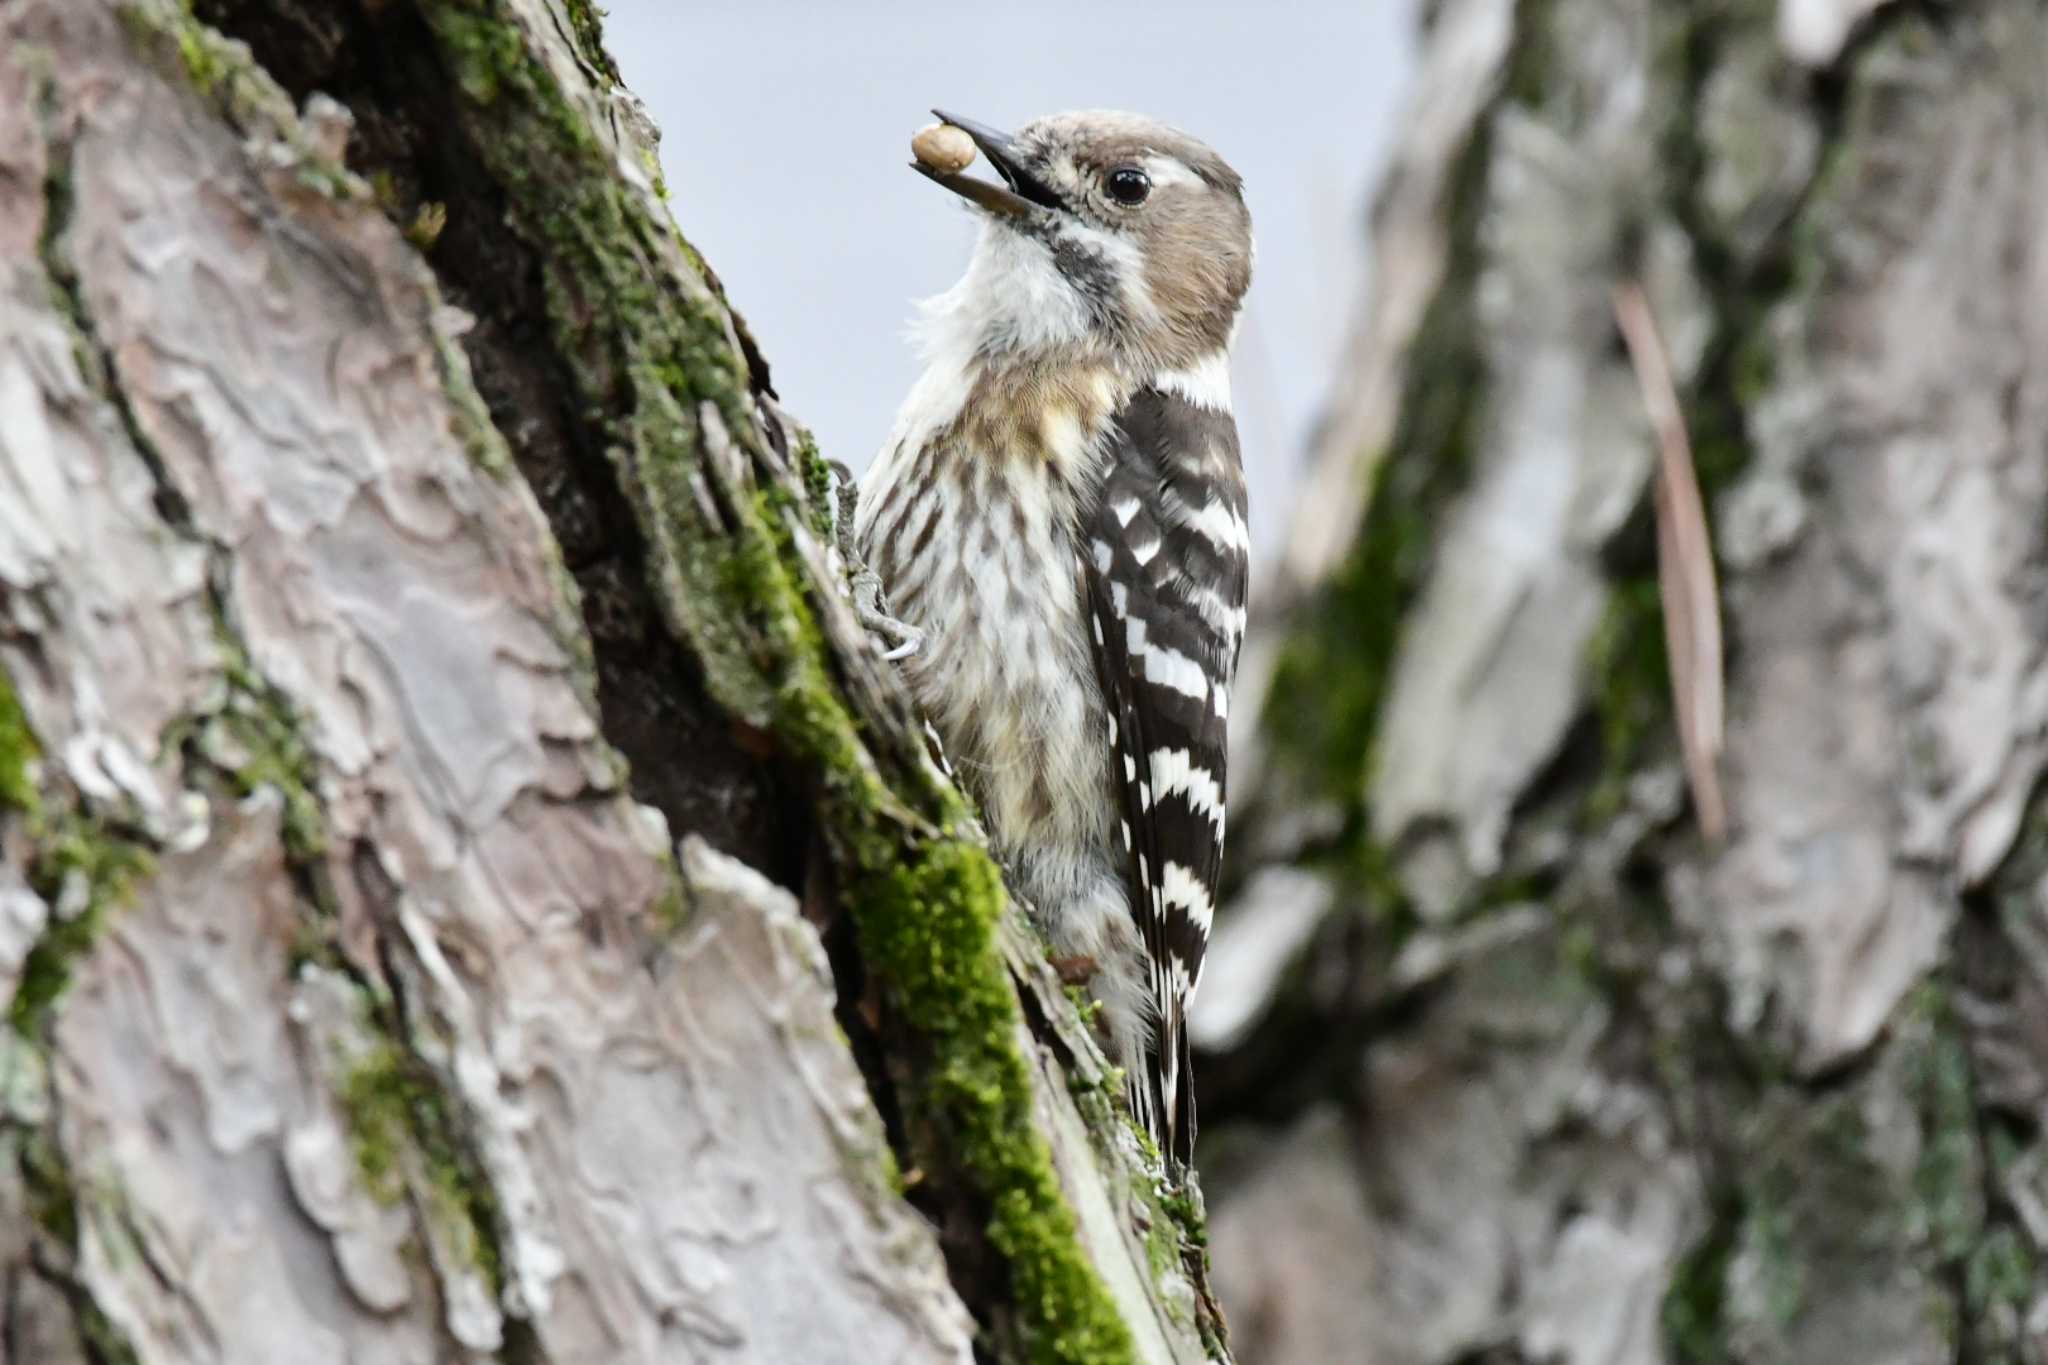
[{"xmin": 189, "ymin": 0, "xmax": 804, "ymax": 889}]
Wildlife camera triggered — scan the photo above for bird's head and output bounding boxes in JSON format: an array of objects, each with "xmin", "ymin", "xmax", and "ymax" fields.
[{"xmin": 915, "ymin": 109, "xmax": 1253, "ymax": 375}]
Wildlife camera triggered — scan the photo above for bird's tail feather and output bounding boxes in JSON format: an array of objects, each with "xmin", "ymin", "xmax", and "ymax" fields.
[{"xmin": 1126, "ymin": 1025, "xmax": 1195, "ymax": 1172}]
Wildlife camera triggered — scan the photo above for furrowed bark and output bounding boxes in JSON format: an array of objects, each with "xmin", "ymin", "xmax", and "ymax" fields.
[
  {"xmin": 0, "ymin": 2, "xmax": 1225, "ymax": 1362},
  {"xmin": 1205, "ymin": 1, "xmax": 2048, "ymax": 1362}
]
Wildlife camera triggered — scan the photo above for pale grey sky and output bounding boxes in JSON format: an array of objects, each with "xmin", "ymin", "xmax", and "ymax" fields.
[{"xmin": 603, "ymin": 1, "xmax": 1416, "ymax": 554}]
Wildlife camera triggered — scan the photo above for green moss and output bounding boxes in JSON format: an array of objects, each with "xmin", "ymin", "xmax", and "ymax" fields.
[
  {"xmin": 79, "ymin": 1309, "xmax": 143, "ymax": 1365},
  {"xmin": 1157, "ymin": 1182, "xmax": 1206, "ymax": 1257},
  {"xmin": 1339, "ymin": 833, "xmax": 1417, "ymax": 936},
  {"xmin": 1905, "ymin": 987, "xmax": 1981, "ymax": 1262},
  {"xmin": 337, "ymin": 1037, "xmax": 505, "ymax": 1290},
  {"xmin": 153, "ymin": 616, "xmax": 330, "ymax": 871},
  {"xmin": 0, "ymin": 668, "xmax": 40, "ymax": 816},
  {"xmin": 228, "ymin": 741, "xmax": 310, "ymax": 854},
  {"xmin": 731, "ymin": 469, "xmax": 1143, "ymax": 1353},
  {"xmin": 1965, "ymin": 1226, "xmax": 2033, "ymax": 1338},
  {"xmin": 636, "ymin": 145, "xmax": 668, "ymax": 203},
  {"xmin": 1745, "ymin": 1191, "xmax": 1807, "ymax": 1326},
  {"xmin": 870, "ymin": 1126, "xmax": 908, "ymax": 1199},
  {"xmin": 862, "ymin": 843, "xmax": 1133, "ymax": 1362},
  {"xmin": 1659, "ymin": 994, "xmax": 2005, "ymax": 1362},
  {"xmin": 1662, "ymin": 1195, "xmax": 1738, "ymax": 1363},
  {"xmin": 1135, "ymin": 1182, "xmax": 1194, "ymax": 1332},
  {"xmin": 1500, "ymin": 0, "xmax": 1558, "ymax": 111},
  {"xmin": 206, "ymin": 636, "xmax": 508, "ymax": 1290},
  {"xmin": 34, "ymin": 71, "xmax": 90, "ymax": 371},
  {"xmin": 404, "ymin": 200, "xmax": 448, "ymax": 251},
  {"xmin": 430, "ymin": 7, "xmax": 534, "ymax": 108},
  {"xmin": 120, "ymin": 1, "xmax": 305, "ymax": 148},
  {"xmin": 796, "ymin": 426, "xmax": 836, "ymax": 543},
  {"xmin": 1153, "ymin": 1180, "xmax": 1223, "ymax": 1350},
  {"xmin": 169, "ymin": 12, "xmax": 230, "ymax": 95},
  {"xmin": 429, "ymin": 307, "xmax": 521, "ymax": 481},
  {"xmin": 14, "ymin": 1130, "xmax": 141, "ymax": 1364},
  {"xmin": 18, "ymin": 1128, "xmax": 78, "ymax": 1250},
  {"xmin": 1662, "ymin": 1061, "xmax": 1909, "ymax": 1362},
  {"xmin": 648, "ymin": 873, "xmax": 688, "ymax": 934},
  {"xmin": 1583, "ymin": 577, "xmax": 1670, "ymax": 819},
  {"xmin": 9, "ymin": 820, "xmax": 154, "ymax": 1039},
  {"xmin": 338, "ymin": 1046, "xmax": 410, "ymax": 1205},
  {"xmin": 559, "ymin": 0, "xmax": 620, "ymax": 86},
  {"xmin": 1141, "ymin": 1211, "xmax": 1179, "ymax": 1281},
  {"xmin": 1063, "ymin": 985, "xmax": 1103, "ymax": 1029},
  {"xmin": 1895, "ymin": 982, "xmax": 2038, "ymax": 1358},
  {"xmin": 729, "ymin": 542, "xmax": 1131, "ymax": 1361}
]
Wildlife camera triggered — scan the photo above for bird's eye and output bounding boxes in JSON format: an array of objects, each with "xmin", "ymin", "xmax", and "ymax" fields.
[{"xmin": 1106, "ymin": 166, "xmax": 1151, "ymax": 207}]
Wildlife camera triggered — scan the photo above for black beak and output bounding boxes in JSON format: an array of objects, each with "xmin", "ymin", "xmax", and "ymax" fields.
[{"xmin": 914, "ymin": 109, "xmax": 1065, "ymax": 217}]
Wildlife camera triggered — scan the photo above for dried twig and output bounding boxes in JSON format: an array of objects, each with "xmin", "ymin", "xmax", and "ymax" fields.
[{"xmin": 1613, "ymin": 280, "xmax": 1728, "ymax": 842}]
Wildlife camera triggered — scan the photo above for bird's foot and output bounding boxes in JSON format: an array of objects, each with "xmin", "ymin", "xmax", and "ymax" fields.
[
  {"xmin": 1050, "ymin": 953, "xmax": 1099, "ymax": 988},
  {"xmin": 852, "ymin": 568, "xmax": 924, "ymax": 661},
  {"xmin": 828, "ymin": 468, "xmax": 925, "ymax": 662}
]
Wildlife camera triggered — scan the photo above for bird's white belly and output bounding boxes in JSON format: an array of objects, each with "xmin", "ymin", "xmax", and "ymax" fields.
[{"xmin": 895, "ymin": 480, "xmax": 1112, "ymax": 862}]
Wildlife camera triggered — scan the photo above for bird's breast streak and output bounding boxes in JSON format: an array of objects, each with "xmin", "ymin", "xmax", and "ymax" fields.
[{"xmin": 894, "ymin": 455, "xmax": 1113, "ymax": 858}]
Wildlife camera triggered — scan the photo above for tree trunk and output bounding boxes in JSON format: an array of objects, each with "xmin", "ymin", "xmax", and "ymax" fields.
[
  {"xmin": 1201, "ymin": 0, "xmax": 2048, "ymax": 1362},
  {"xmin": 0, "ymin": 2, "xmax": 1225, "ymax": 1361}
]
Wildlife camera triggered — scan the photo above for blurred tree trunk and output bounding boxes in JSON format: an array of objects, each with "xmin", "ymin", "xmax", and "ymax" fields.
[
  {"xmin": 1200, "ymin": 0, "xmax": 2048, "ymax": 1362},
  {"xmin": 0, "ymin": 2, "xmax": 1226, "ymax": 1361}
]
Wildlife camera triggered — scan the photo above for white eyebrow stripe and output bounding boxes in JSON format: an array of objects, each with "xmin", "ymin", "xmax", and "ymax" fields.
[{"xmin": 1140, "ymin": 154, "xmax": 1203, "ymax": 190}]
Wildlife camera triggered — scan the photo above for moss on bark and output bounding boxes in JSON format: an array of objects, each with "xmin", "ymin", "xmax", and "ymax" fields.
[
  {"xmin": 14, "ymin": 0, "xmax": 535, "ymax": 1313},
  {"xmin": 359, "ymin": 0, "xmax": 1146, "ymax": 1355},
  {"xmin": 335, "ymin": 1030, "xmax": 510, "ymax": 1293},
  {"xmin": 1240, "ymin": 3, "xmax": 2028, "ymax": 1361},
  {"xmin": 1260, "ymin": 123, "xmax": 1492, "ymax": 812},
  {"xmin": 0, "ymin": 673, "xmax": 37, "ymax": 817}
]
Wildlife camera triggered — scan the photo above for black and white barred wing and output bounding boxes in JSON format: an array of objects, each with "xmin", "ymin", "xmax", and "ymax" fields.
[{"xmin": 1081, "ymin": 384, "xmax": 1248, "ymax": 1165}]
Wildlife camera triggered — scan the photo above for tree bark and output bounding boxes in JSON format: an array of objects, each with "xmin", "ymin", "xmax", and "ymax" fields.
[
  {"xmin": 0, "ymin": 2, "xmax": 1225, "ymax": 1361},
  {"xmin": 1201, "ymin": 1, "xmax": 2048, "ymax": 1362}
]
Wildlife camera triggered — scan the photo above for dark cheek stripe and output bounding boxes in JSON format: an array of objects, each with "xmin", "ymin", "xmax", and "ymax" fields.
[{"xmin": 1049, "ymin": 237, "xmax": 1118, "ymax": 322}]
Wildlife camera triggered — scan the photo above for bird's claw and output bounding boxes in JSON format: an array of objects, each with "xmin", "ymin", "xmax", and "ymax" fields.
[
  {"xmin": 830, "ymin": 469, "xmax": 925, "ymax": 662},
  {"xmin": 852, "ymin": 568, "xmax": 924, "ymax": 661}
]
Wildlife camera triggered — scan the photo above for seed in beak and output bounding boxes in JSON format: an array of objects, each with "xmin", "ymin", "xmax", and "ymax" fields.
[{"xmin": 911, "ymin": 123, "xmax": 976, "ymax": 176}]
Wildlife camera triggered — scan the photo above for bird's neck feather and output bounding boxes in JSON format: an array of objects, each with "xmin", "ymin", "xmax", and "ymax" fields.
[{"xmin": 883, "ymin": 226, "xmax": 1231, "ymax": 488}]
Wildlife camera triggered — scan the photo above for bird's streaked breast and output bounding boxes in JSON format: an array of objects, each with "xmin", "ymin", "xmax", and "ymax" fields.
[{"xmin": 858, "ymin": 363, "xmax": 1131, "ymax": 857}]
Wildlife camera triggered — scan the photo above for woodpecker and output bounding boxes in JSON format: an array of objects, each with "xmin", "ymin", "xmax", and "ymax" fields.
[{"xmin": 856, "ymin": 109, "xmax": 1251, "ymax": 1167}]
